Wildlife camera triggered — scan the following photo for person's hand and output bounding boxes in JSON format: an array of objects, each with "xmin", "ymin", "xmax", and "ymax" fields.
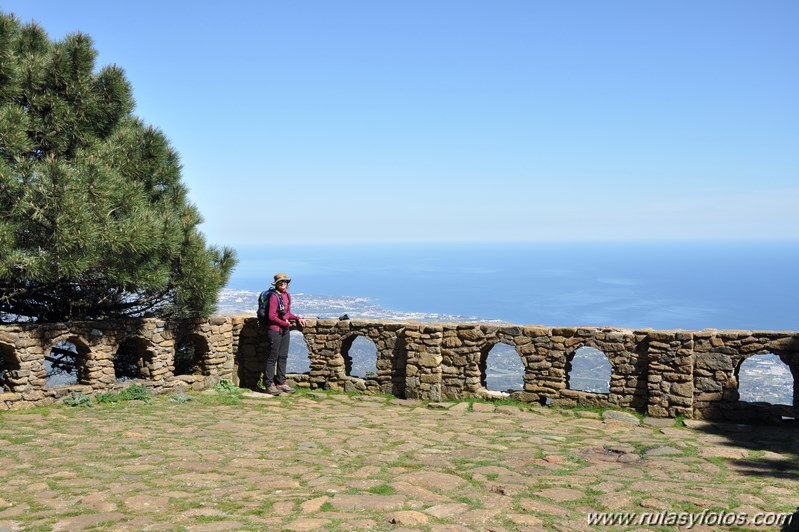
[{"xmin": 298, "ymin": 318, "xmax": 308, "ymax": 327}]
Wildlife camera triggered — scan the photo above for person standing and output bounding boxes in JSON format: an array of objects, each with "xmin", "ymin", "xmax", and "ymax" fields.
[{"xmin": 260, "ymin": 273, "xmax": 307, "ymax": 395}]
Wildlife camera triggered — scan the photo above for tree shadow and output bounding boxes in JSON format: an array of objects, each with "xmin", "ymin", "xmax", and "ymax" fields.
[{"xmin": 689, "ymin": 418, "xmax": 799, "ymax": 481}]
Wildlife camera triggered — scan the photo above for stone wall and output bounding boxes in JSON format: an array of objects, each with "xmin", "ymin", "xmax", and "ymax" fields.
[
  {"xmin": 0, "ymin": 316, "xmax": 236, "ymax": 409},
  {"xmin": 1, "ymin": 316, "xmax": 797, "ymax": 421}
]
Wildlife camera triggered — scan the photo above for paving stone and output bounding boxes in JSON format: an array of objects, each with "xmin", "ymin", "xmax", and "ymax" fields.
[
  {"xmin": 699, "ymin": 446, "xmax": 748, "ymax": 459},
  {"xmin": 495, "ymin": 405, "xmax": 523, "ymax": 415},
  {"xmin": 430, "ymin": 525, "xmax": 474, "ymax": 532},
  {"xmin": 447, "ymin": 402, "xmax": 471, "ymax": 413},
  {"xmin": 241, "ymin": 391, "xmax": 278, "ymax": 400},
  {"xmin": 338, "ymin": 519, "xmax": 377, "ymax": 529},
  {"xmin": 79, "ymin": 493, "xmax": 117, "ymax": 512},
  {"xmin": 331, "ymin": 494, "xmax": 405, "ymax": 510},
  {"xmin": 272, "ymin": 501, "xmax": 295, "ymax": 515},
  {"xmin": 508, "ymin": 513, "xmax": 543, "ymax": 526},
  {"xmin": 683, "ymin": 419, "xmax": 714, "ymax": 429},
  {"xmin": 394, "ymin": 471, "xmax": 467, "ymax": 491},
  {"xmin": 283, "ymin": 518, "xmax": 333, "ymax": 531},
  {"xmin": 390, "ymin": 481, "xmax": 453, "ymax": 505},
  {"xmin": 123, "ymin": 495, "xmax": 170, "ymax": 512},
  {"xmin": 644, "ymin": 446, "xmax": 683, "ymax": 456},
  {"xmin": 598, "ymin": 493, "xmax": 635, "ymax": 510},
  {"xmin": 424, "ymin": 503, "xmax": 470, "ymax": 518},
  {"xmin": 388, "ymin": 510, "xmax": 429, "ymax": 525},
  {"xmin": 639, "ymin": 497, "xmax": 671, "ymax": 510},
  {"xmin": 186, "ymin": 521, "xmax": 245, "ymax": 531},
  {"xmin": 603, "ymin": 411, "xmax": 641, "ymax": 425},
  {"xmin": 299, "ymin": 496, "xmax": 329, "ymax": 513},
  {"xmin": 762, "ymin": 486, "xmax": 795, "ymax": 496},
  {"xmin": 641, "ymin": 416, "xmax": 676, "ymax": 427},
  {"xmin": 52, "ymin": 512, "xmax": 127, "ymax": 531},
  {"xmin": 535, "ymin": 487, "xmax": 585, "ymax": 502}
]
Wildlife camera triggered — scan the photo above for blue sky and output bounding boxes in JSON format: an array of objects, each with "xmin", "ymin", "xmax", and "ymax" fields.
[{"xmin": 3, "ymin": 1, "xmax": 797, "ymax": 245}]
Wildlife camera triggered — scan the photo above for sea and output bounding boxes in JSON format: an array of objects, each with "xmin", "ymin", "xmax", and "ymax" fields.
[{"xmin": 226, "ymin": 240, "xmax": 799, "ymax": 331}]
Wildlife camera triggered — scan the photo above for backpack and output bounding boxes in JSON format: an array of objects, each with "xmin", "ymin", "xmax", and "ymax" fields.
[{"xmin": 257, "ymin": 288, "xmax": 290, "ymax": 326}]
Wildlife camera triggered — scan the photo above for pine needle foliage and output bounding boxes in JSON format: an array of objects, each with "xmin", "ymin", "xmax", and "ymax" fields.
[{"xmin": 0, "ymin": 13, "xmax": 236, "ymax": 322}]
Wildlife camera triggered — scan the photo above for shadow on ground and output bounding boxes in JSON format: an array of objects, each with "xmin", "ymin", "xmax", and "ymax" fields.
[{"xmin": 690, "ymin": 418, "xmax": 799, "ymax": 480}]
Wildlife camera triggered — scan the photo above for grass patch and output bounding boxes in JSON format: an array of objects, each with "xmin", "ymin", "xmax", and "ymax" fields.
[
  {"xmin": 5, "ymin": 435, "xmax": 35, "ymax": 445},
  {"xmin": 193, "ymin": 515, "xmax": 232, "ymax": 523},
  {"xmin": 170, "ymin": 498, "xmax": 204, "ymax": 512},
  {"xmin": 366, "ymin": 484, "xmax": 396, "ymax": 495},
  {"xmin": 564, "ymin": 452, "xmax": 589, "ymax": 466},
  {"xmin": 680, "ymin": 445, "xmax": 699, "ymax": 457},
  {"xmin": 572, "ymin": 405, "xmax": 607, "ymax": 415},
  {"xmin": 458, "ymin": 396, "xmax": 533, "ymax": 409},
  {"xmin": 452, "ymin": 495, "xmax": 482, "ymax": 508}
]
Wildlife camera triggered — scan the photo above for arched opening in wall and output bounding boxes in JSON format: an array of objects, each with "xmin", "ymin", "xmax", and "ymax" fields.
[
  {"xmin": 342, "ymin": 335, "xmax": 378, "ymax": 379},
  {"xmin": 114, "ymin": 338, "xmax": 155, "ymax": 381},
  {"xmin": 480, "ymin": 342, "xmax": 524, "ymax": 393},
  {"xmin": 737, "ymin": 353, "xmax": 793, "ymax": 406},
  {"xmin": 287, "ymin": 331, "xmax": 310, "ymax": 374},
  {"xmin": 45, "ymin": 339, "xmax": 89, "ymax": 387},
  {"xmin": 567, "ymin": 346, "xmax": 611, "ymax": 394},
  {"xmin": 1, "ymin": 342, "xmax": 19, "ymax": 391},
  {"xmin": 174, "ymin": 334, "xmax": 210, "ymax": 376}
]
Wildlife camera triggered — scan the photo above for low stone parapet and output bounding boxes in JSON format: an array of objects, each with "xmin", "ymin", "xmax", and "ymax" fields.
[{"xmin": 0, "ymin": 316, "xmax": 796, "ymax": 420}]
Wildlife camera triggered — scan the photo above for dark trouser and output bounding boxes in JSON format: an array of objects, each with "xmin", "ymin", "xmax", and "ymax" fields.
[{"xmin": 265, "ymin": 328, "xmax": 290, "ymax": 386}]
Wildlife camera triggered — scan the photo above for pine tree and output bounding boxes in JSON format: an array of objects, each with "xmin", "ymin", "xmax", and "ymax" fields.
[{"xmin": 0, "ymin": 13, "xmax": 237, "ymax": 322}]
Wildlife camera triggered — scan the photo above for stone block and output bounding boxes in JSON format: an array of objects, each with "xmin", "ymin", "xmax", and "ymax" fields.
[
  {"xmin": 552, "ymin": 328, "xmax": 576, "ymax": 337},
  {"xmin": 418, "ymin": 353, "xmax": 441, "ymax": 368},
  {"xmin": 442, "ymin": 336, "xmax": 462, "ymax": 348},
  {"xmin": 458, "ymin": 329, "xmax": 482, "ymax": 341},
  {"xmin": 670, "ymin": 382, "xmax": 693, "ymax": 398}
]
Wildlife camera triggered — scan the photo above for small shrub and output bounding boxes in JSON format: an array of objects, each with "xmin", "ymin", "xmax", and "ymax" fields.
[
  {"xmin": 214, "ymin": 380, "xmax": 240, "ymax": 394},
  {"xmin": 95, "ymin": 384, "xmax": 151, "ymax": 404},
  {"xmin": 210, "ymin": 379, "xmax": 243, "ymax": 404},
  {"xmin": 120, "ymin": 384, "xmax": 151, "ymax": 402},
  {"xmin": 94, "ymin": 391, "xmax": 122, "ymax": 404},
  {"xmin": 170, "ymin": 393, "xmax": 192, "ymax": 404},
  {"xmin": 64, "ymin": 392, "xmax": 92, "ymax": 407}
]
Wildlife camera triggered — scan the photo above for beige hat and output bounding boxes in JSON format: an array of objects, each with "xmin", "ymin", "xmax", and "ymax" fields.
[{"xmin": 271, "ymin": 273, "xmax": 292, "ymax": 286}]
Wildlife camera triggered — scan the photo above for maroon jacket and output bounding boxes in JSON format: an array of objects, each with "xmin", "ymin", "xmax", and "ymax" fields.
[{"xmin": 267, "ymin": 291, "xmax": 301, "ymax": 332}]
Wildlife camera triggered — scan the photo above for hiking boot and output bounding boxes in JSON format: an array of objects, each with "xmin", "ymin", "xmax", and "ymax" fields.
[
  {"xmin": 276, "ymin": 383, "xmax": 295, "ymax": 394},
  {"xmin": 265, "ymin": 384, "xmax": 282, "ymax": 396}
]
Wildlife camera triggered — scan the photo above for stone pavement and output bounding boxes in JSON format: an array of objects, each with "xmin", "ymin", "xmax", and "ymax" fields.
[{"xmin": 0, "ymin": 389, "xmax": 797, "ymax": 531}]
